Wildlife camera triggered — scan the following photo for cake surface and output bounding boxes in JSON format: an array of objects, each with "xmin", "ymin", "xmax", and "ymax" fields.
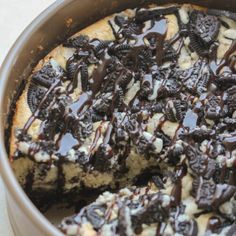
[
  {"xmin": 10, "ymin": 3, "xmax": 236, "ymax": 235},
  {"xmin": 59, "ymin": 185, "xmax": 236, "ymax": 236}
]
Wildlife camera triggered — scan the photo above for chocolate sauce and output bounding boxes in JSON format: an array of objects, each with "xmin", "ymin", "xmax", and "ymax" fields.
[
  {"xmin": 90, "ymin": 53, "xmax": 112, "ymax": 94},
  {"xmin": 103, "ymin": 123, "xmax": 113, "ymax": 145},
  {"xmin": 171, "ymin": 163, "xmax": 187, "ymax": 206},
  {"xmin": 182, "ymin": 109, "xmax": 198, "ymax": 130},
  {"xmin": 68, "ymin": 92, "xmax": 92, "ymax": 116},
  {"xmin": 155, "ymin": 222, "xmax": 166, "ymax": 236},
  {"xmin": 128, "ymin": 18, "xmax": 167, "ymax": 68},
  {"xmin": 228, "ymin": 169, "xmax": 236, "ymax": 185},
  {"xmin": 90, "ymin": 123, "xmax": 103, "ymax": 153},
  {"xmin": 57, "ymin": 132, "xmax": 79, "ymax": 156},
  {"xmin": 206, "ymin": 216, "xmax": 221, "ymax": 234}
]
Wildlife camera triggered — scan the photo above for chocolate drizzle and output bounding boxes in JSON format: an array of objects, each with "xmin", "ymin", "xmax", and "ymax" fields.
[{"xmin": 171, "ymin": 163, "xmax": 187, "ymax": 206}]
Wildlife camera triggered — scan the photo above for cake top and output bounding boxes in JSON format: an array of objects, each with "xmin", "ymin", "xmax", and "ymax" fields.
[{"xmin": 14, "ymin": 4, "xmax": 236, "ymax": 176}]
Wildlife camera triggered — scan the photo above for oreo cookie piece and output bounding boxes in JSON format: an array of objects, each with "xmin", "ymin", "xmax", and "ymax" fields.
[
  {"xmin": 81, "ymin": 204, "xmax": 106, "ymax": 230},
  {"xmin": 27, "ymin": 84, "xmax": 57, "ymax": 120},
  {"xmin": 80, "ymin": 63, "xmax": 89, "ymax": 91},
  {"xmin": 92, "ymin": 144, "xmax": 113, "ymax": 171},
  {"xmin": 93, "ymin": 40, "xmax": 111, "ymax": 58},
  {"xmin": 41, "ymin": 95, "xmax": 73, "ymax": 139},
  {"xmin": 196, "ymin": 68, "xmax": 211, "ymax": 95},
  {"xmin": 70, "ymin": 111, "xmax": 93, "ymax": 140},
  {"xmin": 166, "ymin": 142, "xmax": 184, "ymax": 165},
  {"xmin": 216, "ymin": 73, "xmax": 236, "ymax": 89},
  {"xmin": 163, "ymin": 42, "xmax": 179, "ymax": 62},
  {"xmin": 32, "ymin": 63, "xmax": 63, "ymax": 88},
  {"xmin": 117, "ymin": 205, "xmax": 132, "ymax": 236},
  {"xmin": 93, "ymin": 92, "xmax": 113, "ymax": 114},
  {"xmin": 226, "ymin": 85, "xmax": 236, "ymax": 112},
  {"xmin": 189, "ymin": 11, "xmax": 220, "ymax": 56},
  {"xmin": 135, "ymin": 6, "xmax": 179, "ymax": 23},
  {"xmin": 157, "ymin": 77, "xmax": 181, "ymax": 98},
  {"xmin": 195, "ymin": 178, "xmax": 216, "ymax": 209},
  {"xmin": 193, "ymin": 11, "xmax": 220, "ymax": 44},
  {"xmin": 139, "ymin": 74, "xmax": 154, "ymax": 99},
  {"xmin": 27, "ymin": 84, "xmax": 47, "ymax": 114},
  {"xmin": 63, "ymin": 35, "xmax": 89, "ymax": 48},
  {"xmin": 204, "ymin": 95, "xmax": 223, "ymax": 120},
  {"xmin": 27, "ymin": 62, "xmax": 64, "ymax": 116},
  {"xmin": 185, "ymin": 145, "xmax": 216, "ymax": 179},
  {"xmin": 131, "ymin": 193, "xmax": 170, "ymax": 230},
  {"xmin": 66, "ymin": 58, "xmax": 79, "ymax": 81},
  {"xmin": 184, "ymin": 127, "xmax": 213, "ymax": 142},
  {"xmin": 165, "ymin": 99, "xmax": 184, "ymax": 122},
  {"xmin": 178, "ymin": 60, "xmax": 211, "ymax": 95},
  {"xmin": 121, "ymin": 21, "xmax": 141, "ymax": 38},
  {"xmin": 173, "ymin": 217, "xmax": 198, "ymax": 236},
  {"xmin": 70, "ymin": 150, "xmax": 90, "ymax": 165},
  {"xmin": 195, "ymin": 177, "xmax": 236, "ymax": 210}
]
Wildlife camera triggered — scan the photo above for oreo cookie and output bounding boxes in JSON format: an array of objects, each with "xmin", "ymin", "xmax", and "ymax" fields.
[
  {"xmin": 189, "ymin": 11, "xmax": 220, "ymax": 56},
  {"xmin": 63, "ymin": 35, "xmax": 89, "ymax": 48},
  {"xmin": 195, "ymin": 177, "xmax": 236, "ymax": 210},
  {"xmin": 27, "ymin": 62, "xmax": 64, "ymax": 116}
]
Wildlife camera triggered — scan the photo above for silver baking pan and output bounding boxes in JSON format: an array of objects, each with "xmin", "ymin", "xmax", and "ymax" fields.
[{"xmin": 0, "ymin": 0, "xmax": 236, "ymax": 235}]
